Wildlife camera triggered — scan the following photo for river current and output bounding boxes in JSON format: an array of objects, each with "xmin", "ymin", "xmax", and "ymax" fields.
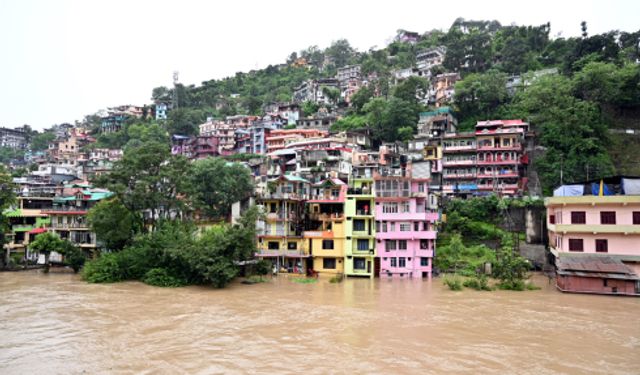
[{"xmin": 0, "ymin": 271, "xmax": 638, "ymax": 374}]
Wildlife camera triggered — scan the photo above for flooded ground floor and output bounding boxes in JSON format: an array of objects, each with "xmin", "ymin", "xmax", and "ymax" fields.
[{"xmin": 0, "ymin": 271, "xmax": 638, "ymax": 374}]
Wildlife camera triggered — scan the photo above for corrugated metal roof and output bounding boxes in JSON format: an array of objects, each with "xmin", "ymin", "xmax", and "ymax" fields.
[{"xmin": 557, "ymin": 256, "xmax": 636, "ymax": 275}]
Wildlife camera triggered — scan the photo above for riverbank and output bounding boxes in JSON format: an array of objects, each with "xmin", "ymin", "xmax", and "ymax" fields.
[{"xmin": 0, "ymin": 271, "xmax": 638, "ymax": 374}]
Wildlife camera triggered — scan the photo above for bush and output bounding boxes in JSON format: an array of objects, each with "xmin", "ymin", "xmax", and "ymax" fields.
[
  {"xmin": 463, "ymin": 274, "xmax": 493, "ymax": 291},
  {"xmin": 291, "ymin": 277, "xmax": 317, "ymax": 284},
  {"xmin": 329, "ymin": 274, "xmax": 344, "ymax": 283},
  {"xmin": 142, "ymin": 268, "xmax": 187, "ymax": 287},
  {"xmin": 82, "ymin": 254, "xmax": 123, "ymax": 283},
  {"xmin": 444, "ymin": 276, "xmax": 463, "ymax": 291}
]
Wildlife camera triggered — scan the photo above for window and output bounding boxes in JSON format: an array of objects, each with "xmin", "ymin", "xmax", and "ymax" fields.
[
  {"xmin": 398, "ymin": 240, "xmax": 407, "ymax": 250},
  {"xmin": 571, "ymin": 211, "xmax": 586, "ymax": 224},
  {"xmin": 385, "ymin": 240, "xmax": 396, "ymax": 251},
  {"xmin": 323, "ymin": 258, "xmax": 336, "ymax": 269},
  {"xmin": 287, "ymin": 242, "xmax": 297, "ymax": 250},
  {"xmin": 390, "ymin": 258, "xmax": 397, "ymax": 267},
  {"xmin": 634, "ymin": 212, "xmax": 640, "ymax": 225},
  {"xmin": 381, "ymin": 222, "xmax": 388, "ymax": 232},
  {"xmin": 270, "ymin": 203, "xmax": 277, "ymax": 213},
  {"xmin": 568, "ymin": 239, "xmax": 584, "ymax": 252},
  {"xmin": 353, "ymin": 219, "xmax": 366, "ymax": 231},
  {"xmin": 423, "ymin": 222, "xmax": 429, "ymax": 231},
  {"xmin": 390, "ymin": 222, "xmax": 396, "ymax": 232},
  {"xmin": 595, "ymin": 239, "xmax": 608, "ymax": 253},
  {"xmin": 414, "ymin": 222, "xmax": 420, "ymax": 231},
  {"xmin": 354, "ymin": 258, "xmax": 366, "ymax": 270},
  {"xmin": 400, "ymin": 202, "xmax": 410, "ymax": 213},
  {"xmin": 357, "ymin": 239, "xmax": 369, "ymax": 251},
  {"xmin": 322, "ymin": 240, "xmax": 334, "ymax": 250},
  {"xmin": 418, "ymin": 183, "xmax": 425, "ymax": 193},
  {"xmin": 420, "ymin": 239, "xmax": 429, "ymax": 249},
  {"xmin": 383, "ymin": 202, "xmax": 398, "ymax": 213},
  {"xmin": 549, "ymin": 215, "xmax": 555, "ymax": 224},
  {"xmin": 268, "ymin": 241, "xmax": 279, "ymax": 250},
  {"xmin": 399, "ymin": 223, "xmax": 411, "ymax": 232},
  {"xmin": 600, "ymin": 211, "xmax": 616, "ymax": 225},
  {"xmin": 420, "ymin": 257, "xmax": 429, "ymax": 266},
  {"xmin": 399, "ymin": 257, "xmax": 406, "ymax": 268}
]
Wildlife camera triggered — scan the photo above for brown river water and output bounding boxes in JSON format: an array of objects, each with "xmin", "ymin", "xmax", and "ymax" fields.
[{"xmin": 0, "ymin": 271, "xmax": 638, "ymax": 375}]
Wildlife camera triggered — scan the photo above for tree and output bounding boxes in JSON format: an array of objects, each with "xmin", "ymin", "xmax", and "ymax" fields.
[
  {"xmin": 189, "ymin": 158, "xmax": 254, "ymax": 219},
  {"xmin": 301, "ymin": 101, "xmax": 320, "ymax": 116},
  {"xmin": 0, "ymin": 165, "xmax": 15, "ymax": 267},
  {"xmin": 88, "ymin": 198, "xmax": 140, "ymax": 251},
  {"xmin": 166, "ymin": 108, "xmax": 206, "ymax": 136},
  {"xmin": 454, "ymin": 70, "xmax": 509, "ymax": 128},
  {"xmin": 29, "ymin": 232, "xmax": 66, "ymax": 273},
  {"xmin": 321, "ymin": 86, "xmax": 341, "ymax": 104},
  {"xmin": 30, "ymin": 131, "xmax": 56, "ymax": 151},
  {"xmin": 95, "ymin": 138, "xmax": 192, "ymax": 229},
  {"xmin": 325, "ymin": 39, "xmax": 356, "ymax": 68}
]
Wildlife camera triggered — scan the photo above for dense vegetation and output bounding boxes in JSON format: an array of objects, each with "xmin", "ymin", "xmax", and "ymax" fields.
[
  {"xmin": 437, "ymin": 196, "xmax": 539, "ymax": 291},
  {"xmin": 82, "ymin": 209, "xmax": 259, "ymax": 288}
]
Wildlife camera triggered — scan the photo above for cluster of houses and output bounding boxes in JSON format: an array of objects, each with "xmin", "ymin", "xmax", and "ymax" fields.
[{"xmin": 1, "ymin": 33, "xmax": 638, "ymax": 295}]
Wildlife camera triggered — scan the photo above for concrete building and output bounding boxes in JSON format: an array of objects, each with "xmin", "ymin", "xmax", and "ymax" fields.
[
  {"xmin": 256, "ymin": 175, "xmax": 310, "ymax": 273},
  {"xmin": 305, "ymin": 179, "xmax": 347, "ymax": 275},
  {"xmin": 0, "ymin": 126, "xmax": 28, "ymax": 149},
  {"xmin": 375, "ymin": 161, "xmax": 437, "ymax": 279},
  {"xmin": 344, "ymin": 176, "xmax": 376, "ymax": 278},
  {"xmin": 416, "ymin": 47, "xmax": 446, "ymax": 74},
  {"xmin": 546, "ymin": 176, "xmax": 640, "ymax": 296},
  {"xmin": 442, "ymin": 132, "xmax": 477, "ymax": 197}
]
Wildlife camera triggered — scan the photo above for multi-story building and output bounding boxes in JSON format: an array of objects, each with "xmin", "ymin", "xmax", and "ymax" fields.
[
  {"xmin": 4, "ymin": 197, "xmax": 52, "ymax": 259},
  {"xmin": 305, "ymin": 179, "xmax": 347, "ymax": 275},
  {"xmin": 45, "ymin": 185, "xmax": 113, "ymax": 252},
  {"xmin": 475, "ymin": 120, "xmax": 528, "ymax": 196},
  {"xmin": 256, "ymin": 175, "xmax": 310, "ymax": 273},
  {"xmin": 0, "ymin": 126, "xmax": 28, "ymax": 149},
  {"xmin": 375, "ymin": 162, "xmax": 438, "ymax": 278},
  {"xmin": 265, "ymin": 129, "xmax": 328, "ymax": 153},
  {"xmin": 292, "ymin": 79, "xmax": 340, "ymax": 105},
  {"xmin": 442, "ymin": 132, "xmax": 477, "ymax": 198},
  {"xmin": 344, "ymin": 175, "xmax": 376, "ymax": 278},
  {"xmin": 546, "ymin": 176, "xmax": 640, "ymax": 296},
  {"xmin": 429, "ymin": 73, "xmax": 460, "ymax": 107},
  {"xmin": 337, "ymin": 65, "xmax": 361, "ymax": 83},
  {"xmin": 416, "ymin": 47, "xmax": 446, "ymax": 73},
  {"xmin": 296, "ymin": 115, "xmax": 338, "ymax": 131},
  {"xmin": 155, "ymin": 102, "xmax": 169, "ymax": 120}
]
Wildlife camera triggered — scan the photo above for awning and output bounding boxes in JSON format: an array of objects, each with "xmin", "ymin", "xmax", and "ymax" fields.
[{"xmin": 28, "ymin": 227, "xmax": 47, "ymax": 235}]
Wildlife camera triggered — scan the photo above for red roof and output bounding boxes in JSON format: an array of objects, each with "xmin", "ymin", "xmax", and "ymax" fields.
[{"xmin": 28, "ymin": 227, "xmax": 47, "ymax": 234}]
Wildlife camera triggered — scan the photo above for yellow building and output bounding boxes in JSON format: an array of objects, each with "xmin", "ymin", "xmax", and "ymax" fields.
[{"xmin": 305, "ymin": 179, "xmax": 347, "ymax": 275}]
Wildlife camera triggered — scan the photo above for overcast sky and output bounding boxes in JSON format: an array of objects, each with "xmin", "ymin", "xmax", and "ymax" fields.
[{"xmin": 0, "ymin": 0, "xmax": 637, "ymax": 130}]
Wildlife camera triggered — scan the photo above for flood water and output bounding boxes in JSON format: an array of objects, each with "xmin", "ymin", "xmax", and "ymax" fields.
[{"xmin": 0, "ymin": 272, "xmax": 638, "ymax": 374}]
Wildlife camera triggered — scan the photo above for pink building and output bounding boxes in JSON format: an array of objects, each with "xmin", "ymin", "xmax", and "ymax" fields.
[
  {"xmin": 546, "ymin": 176, "xmax": 640, "ymax": 296},
  {"xmin": 374, "ymin": 161, "xmax": 438, "ymax": 279}
]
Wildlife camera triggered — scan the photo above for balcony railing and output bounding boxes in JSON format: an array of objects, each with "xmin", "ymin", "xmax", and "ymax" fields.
[
  {"xmin": 43, "ymin": 206, "xmax": 89, "ymax": 213},
  {"xmin": 49, "ymin": 223, "xmax": 90, "ymax": 229}
]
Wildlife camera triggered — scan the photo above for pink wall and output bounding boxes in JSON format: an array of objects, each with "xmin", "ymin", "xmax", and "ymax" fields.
[
  {"xmin": 550, "ymin": 204, "xmax": 640, "ymax": 225},
  {"xmin": 558, "ymin": 233, "xmax": 640, "ymax": 256}
]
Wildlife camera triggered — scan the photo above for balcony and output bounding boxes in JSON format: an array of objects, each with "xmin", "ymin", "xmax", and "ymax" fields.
[
  {"xmin": 375, "ymin": 212, "xmax": 432, "ymax": 221},
  {"xmin": 376, "ymin": 190, "xmax": 410, "ymax": 198},
  {"xmin": 476, "ymin": 157, "xmax": 521, "ymax": 165},
  {"xmin": 477, "ymin": 171, "xmax": 518, "ymax": 179},
  {"xmin": 259, "ymin": 192, "xmax": 308, "ymax": 200},
  {"xmin": 443, "ymin": 173, "xmax": 476, "ymax": 179},
  {"xmin": 308, "ymin": 212, "xmax": 344, "ymax": 221},
  {"xmin": 442, "ymin": 159, "xmax": 476, "ymax": 167},
  {"xmin": 477, "ymin": 143, "xmax": 522, "ymax": 151},
  {"xmin": 443, "ymin": 145, "xmax": 476, "ymax": 152},
  {"xmin": 49, "ymin": 223, "xmax": 90, "ymax": 230},
  {"xmin": 347, "ymin": 188, "xmax": 374, "ymax": 196},
  {"xmin": 255, "ymin": 249, "xmax": 309, "ymax": 257},
  {"xmin": 377, "ymin": 231, "xmax": 437, "ymax": 240},
  {"xmin": 547, "ymin": 224, "xmax": 640, "ymax": 235},
  {"xmin": 42, "ymin": 207, "xmax": 89, "ymax": 214}
]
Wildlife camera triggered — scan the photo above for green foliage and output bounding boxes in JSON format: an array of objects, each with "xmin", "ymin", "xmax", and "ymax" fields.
[
  {"xmin": 435, "ymin": 234, "xmax": 495, "ymax": 276},
  {"xmin": 95, "ymin": 132, "xmax": 192, "ymax": 227},
  {"xmin": 493, "ymin": 239, "xmax": 532, "ymax": 291},
  {"xmin": 254, "ymin": 259, "xmax": 271, "ymax": 277},
  {"xmin": 443, "ymin": 276, "xmax": 463, "ymax": 291},
  {"xmin": 58, "ymin": 242, "xmax": 86, "ymax": 273},
  {"xmin": 463, "ymin": 274, "xmax": 493, "ymax": 291},
  {"xmin": 29, "ymin": 232, "xmax": 85, "ymax": 272},
  {"xmin": 189, "ymin": 157, "xmax": 254, "ymax": 219},
  {"xmin": 291, "ymin": 277, "xmax": 318, "ymax": 284},
  {"xmin": 166, "ymin": 108, "xmax": 207, "ymax": 136},
  {"xmin": 329, "ymin": 274, "xmax": 344, "ymax": 283},
  {"xmin": 454, "ymin": 70, "xmax": 509, "ymax": 129},
  {"xmin": 83, "ymin": 208, "xmax": 258, "ymax": 288},
  {"xmin": 330, "ymin": 115, "xmax": 368, "ymax": 132},
  {"xmin": 88, "ymin": 197, "xmax": 140, "ymax": 251},
  {"xmin": 301, "ymin": 101, "xmax": 320, "ymax": 116},
  {"xmin": 30, "ymin": 131, "xmax": 56, "ymax": 151},
  {"xmin": 143, "ymin": 268, "xmax": 187, "ymax": 287},
  {"xmin": 0, "ymin": 147, "xmax": 25, "ymax": 164}
]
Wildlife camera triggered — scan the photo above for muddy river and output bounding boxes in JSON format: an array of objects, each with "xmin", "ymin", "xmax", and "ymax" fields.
[{"xmin": 0, "ymin": 272, "xmax": 638, "ymax": 374}]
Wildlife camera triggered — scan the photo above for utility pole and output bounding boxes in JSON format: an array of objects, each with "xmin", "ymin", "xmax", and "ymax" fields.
[{"xmin": 172, "ymin": 71, "xmax": 180, "ymax": 109}]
